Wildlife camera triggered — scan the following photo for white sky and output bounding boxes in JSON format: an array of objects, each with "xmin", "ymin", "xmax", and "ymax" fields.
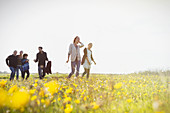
[{"xmin": 0, "ymin": 0, "xmax": 170, "ymax": 74}]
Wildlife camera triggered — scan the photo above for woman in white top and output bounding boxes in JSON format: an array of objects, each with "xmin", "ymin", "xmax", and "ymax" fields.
[
  {"xmin": 81, "ymin": 43, "xmax": 96, "ymax": 79},
  {"xmin": 66, "ymin": 36, "xmax": 84, "ymax": 78}
]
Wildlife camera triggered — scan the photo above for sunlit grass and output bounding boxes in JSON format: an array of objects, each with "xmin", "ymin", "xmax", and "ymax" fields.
[{"xmin": 0, "ymin": 73, "xmax": 169, "ymax": 113}]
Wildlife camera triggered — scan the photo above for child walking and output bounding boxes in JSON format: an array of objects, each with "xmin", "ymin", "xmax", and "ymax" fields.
[
  {"xmin": 81, "ymin": 43, "xmax": 96, "ymax": 79},
  {"xmin": 21, "ymin": 54, "xmax": 30, "ymax": 80}
]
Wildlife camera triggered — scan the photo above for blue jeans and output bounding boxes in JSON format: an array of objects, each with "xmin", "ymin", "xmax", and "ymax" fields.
[
  {"xmin": 38, "ymin": 66, "xmax": 45, "ymax": 79},
  {"xmin": 22, "ymin": 70, "xmax": 30, "ymax": 80},
  {"xmin": 9, "ymin": 67, "xmax": 17, "ymax": 80},
  {"xmin": 16, "ymin": 65, "xmax": 22, "ymax": 80},
  {"xmin": 68, "ymin": 60, "xmax": 81, "ymax": 78}
]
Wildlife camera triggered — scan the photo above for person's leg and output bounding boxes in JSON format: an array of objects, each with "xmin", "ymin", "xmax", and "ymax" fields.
[
  {"xmin": 14, "ymin": 68, "xmax": 17, "ymax": 80},
  {"xmin": 22, "ymin": 71, "xmax": 26, "ymax": 80},
  {"xmin": 68, "ymin": 61, "xmax": 76, "ymax": 78},
  {"xmin": 19, "ymin": 66, "xmax": 22, "ymax": 80},
  {"xmin": 38, "ymin": 66, "xmax": 43, "ymax": 79},
  {"xmin": 42, "ymin": 67, "xmax": 46, "ymax": 78},
  {"xmin": 26, "ymin": 70, "xmax": 30, "ymax": 80},
  {"xmin": 87, "ymin": 69, "xmax": 90, "ymax": 79},
  {"xmin": 21, "ymin": 71, "xmax": 25, "ymax": 80},
  {"xmin": 76, "ymin": 60, "xmax": 81, "ymax": 77},
  {"xmin": 82, "ymin": 68, "xmax": 87, "ymax": 77},
  {"xmin": 16, "ymin": 66, "xmax": 19, "ymax": 80},
  {"xmin": 9, "ymin": 67, "xmax": 15, "ymax": 81}
]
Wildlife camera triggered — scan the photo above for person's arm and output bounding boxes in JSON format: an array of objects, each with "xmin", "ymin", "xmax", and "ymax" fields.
[
  {"xmin": 84, "ymin": 48, "xmax": 87, "ymax": 58},
  {"xmin": 79, "ymin": 42, "xmax": 84, "ymax": 48},
  {"xmin": 86, "ymin": 57, "xmax": 91, "ymax": 65},
  {"xmin": 66, "ymin": 54, "xmax": 70, "ymax": 63},
  {"xmin": 66, "ymin": 44, "xmax": 72, "ymax": 63},
  {"xmin": 6, "ymin": 56, "xmax": 9, "ymax": 66},
  {"xmin": 22, "ymin": 59, "xmax": 25, "ymax": 65},
  {"xmin": 91, "ymin": 52, "xmax": 96, "ymax": 65},
  {"xmin": 45, "ymin": 53, "xmax": 48, "ymax": 61},
  {"xmin": 26, "ymin": 59, "xmax": 29, "ymax": 63},
  {"xmin": 34, "ymin": 54, "xmax": 38, "ymax": 62},
  {"xmin": 92, "ymin": 59, "xmax": 96, "ymax": 65}
]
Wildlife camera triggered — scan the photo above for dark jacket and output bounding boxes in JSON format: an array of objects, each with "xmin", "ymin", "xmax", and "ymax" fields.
[
  {"xmin": 6, "ymin": 55, "xmax": 18, "ymax": 68},
  {"xmin": 17, "ymin": 55, "xmax": 22, "ymax": 66},
  {"xmin": 81, "ymin": 48, "xmax": 94, "ymax": 65},
  {"xmin": 35, "ymin": 51, "xmax": 48, "ymax": 66},
  {"xmin": 45, "ymin": 61, "xmax": 52, "ymax": 74}
]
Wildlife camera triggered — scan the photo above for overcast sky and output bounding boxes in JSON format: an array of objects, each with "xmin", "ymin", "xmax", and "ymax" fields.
[{"xmin": 0, "ymin": 0, "xmax": 170, "ymax": 74}]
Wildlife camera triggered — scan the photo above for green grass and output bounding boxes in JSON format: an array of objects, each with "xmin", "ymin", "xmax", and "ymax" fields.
[{"xmin": 0, "ymin": 73, "xmax": 169, "ymax": 113}]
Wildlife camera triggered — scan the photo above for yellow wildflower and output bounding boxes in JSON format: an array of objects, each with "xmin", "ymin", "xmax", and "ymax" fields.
[
  {"xmin": 114, "ymin": 83, "xmax": 122, "ymax": 89},
  {"xmin": 52, "ymin": 99, "xmax": 56, "ymax": 103},
  {"xmin": 127, "ymin": 99, "xmax": 132, "ymax": 103},
  {"xmin": 0, "ymin": 80, "xmax": 7, "ymax": 88},
  {"xmin": 64, "ymin": 97, "xmax": 72, "ymax": 103},
  {"xmin": 0, "ymin": 88, "xmax": 8, "ymax": 107},
  {"xmin": 58, "ymin": 97, "xmax": 61, "ymax": 101},
  {"xmin": 8, "ymin": 85, "xmax": 18, "ymax": 93},
  {"xmin": 64, "ymin": 104, "xmax": 73, "ymax": 113},
  {"xmin": 35, "ymin": 79, "xmax": 38, "ymax": 82},
  {"xmin": 31, "ymin": 95, "xmax": 37, "ymax": 101},
  {"xmin": 44, "ymin": 81, "xmax": 59, "ymax": 95},
  {"xmin": 34, "ymin": 83, "xmax": 38, "ymax": 87},
  {"xmin": 41, "ymin": 99, "xmax": 45, "ymax": 103},
  {"xmin": 84, "ymin": 96, "xmax": 87, "ymax": 101},
  {"xmin": 45, "ymin": 99, "xmax": 50, "ymax": 106},
  {"xmin": 9, "ymin": 90, "xmax": 30, "ymax": 110},
  {"xmin": 91, "ymin": 102, "xmax": 99, "ymax": 109},
  {"xmin": 39, "ymin": 89, "xmax": 45, "ymax": 97},
  {"xmin": 29, "ymin": 89, "xmax": 36, "ymax": 95},
  {"xmin": 74, "ymin": 99, "xmax": 80, "ymax": 104},
  {"xmin": 66, "ymin": 88, "xmax": 73, "ymax": 94},
  {"xmin": 37, "ymin": 99, "xmax": 40, "ymax": 105}
]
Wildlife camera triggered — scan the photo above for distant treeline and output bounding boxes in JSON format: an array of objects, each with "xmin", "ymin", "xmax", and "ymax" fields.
[
  {"xmin": 0, "ymin": 71, "xmax": 8, "ymax": 74},
  {"xmin": 134, "ymin": 70, "xmax": 170, "ymax": 76},
  {"xmin": 0, "ymin": 70, "xmax": 170, "ymax": 76}
]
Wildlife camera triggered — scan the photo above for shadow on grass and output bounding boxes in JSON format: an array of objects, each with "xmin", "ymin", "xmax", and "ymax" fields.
[{"xmin": 0, "ymin": 77, "xmax": 9, "ymax": 79}]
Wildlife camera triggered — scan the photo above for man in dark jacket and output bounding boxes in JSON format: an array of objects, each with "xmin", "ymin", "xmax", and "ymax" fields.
[
  {"xmin": 6, "ymin": 50, "xmax": 18, "ymax": 81},
  {"xmin": 34, "ymin": 47, "xmax": 48, "ymax": 79}
]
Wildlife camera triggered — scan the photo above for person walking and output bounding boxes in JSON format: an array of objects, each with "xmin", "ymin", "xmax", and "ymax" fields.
[
  {"xmin": 16, "ymin": 50, "xmax": 23, "ymax": 80},
  {"xmin": 21, "ymin": 54, "xmax": 30, "ymax": 80},
  {"xmin": 81, "ymin": 43, "xmax": 96, "ymax": 79},
  {"xmin": 34, "ymin": 47, "xmax": 48, "ymax": 79},
  {"xmin": 66, "ymin": 36, "xmax": 84, "ymax": 78},
  {"xmin": 6, "ymin": 50, "xmax": 18, "ymax": 81}
]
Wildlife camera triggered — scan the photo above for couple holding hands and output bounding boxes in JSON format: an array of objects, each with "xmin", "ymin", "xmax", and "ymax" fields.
[{"xmin": 66, "ymin": 36, "xmax": 96, "ymax": 79}]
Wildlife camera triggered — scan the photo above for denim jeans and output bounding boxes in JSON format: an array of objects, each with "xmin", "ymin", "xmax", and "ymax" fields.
[
  {"xmin": 22, "ymin": 70, "xmax": 30, "ymax": 80},
  {"xmin": 9, "ymin": 67, "xmax": 17, "ymax": 80},
  {"xmin": 38, "ymin": 66, "xmax": 45, "ymax": 79},
  {"xmin": 68, "ymin": 60, "xmax": 81, "ymax": 78},
  {"xmin": 16, "ymin": 65, "xmax": 22, "ymax": 80}
]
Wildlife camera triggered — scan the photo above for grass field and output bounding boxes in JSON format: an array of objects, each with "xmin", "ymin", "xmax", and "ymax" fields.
[{"xmin": 0, "ymin": 73, "xmax": 169, "ymax": 113}]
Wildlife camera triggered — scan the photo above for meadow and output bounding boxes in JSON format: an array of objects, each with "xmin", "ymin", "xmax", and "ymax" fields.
[{"xmin": 0, "ymin": 73, "xmax": 169, "ymax": 113}]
